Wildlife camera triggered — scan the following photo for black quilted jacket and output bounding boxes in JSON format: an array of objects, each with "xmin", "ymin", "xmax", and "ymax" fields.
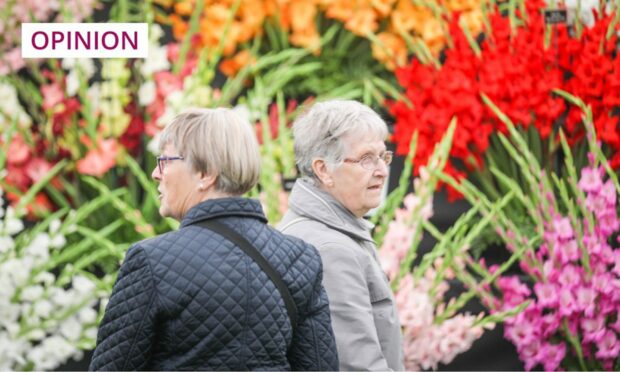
[{"xmin": 89, "ymin": 197, "xmax": 338, "ymax": 371}]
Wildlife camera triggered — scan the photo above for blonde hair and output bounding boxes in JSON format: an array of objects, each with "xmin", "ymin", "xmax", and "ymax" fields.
[{"xmin": 159, "ymin": 108, "xmax": 260, "ymax": 195}]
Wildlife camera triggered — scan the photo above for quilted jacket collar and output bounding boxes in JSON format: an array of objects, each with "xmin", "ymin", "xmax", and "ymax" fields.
[
  {"xmin": 180, "ymin": 197, "xmax": 268, "ymax": 228},
  {"xmin": 288, "ymin": 178, "xmax": 375, "ymax": 243}
]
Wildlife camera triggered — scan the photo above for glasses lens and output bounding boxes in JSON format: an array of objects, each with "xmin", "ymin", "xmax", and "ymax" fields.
[{"xmin": 360, "ymin": 155, "xmax": 376, "ymax": 170}]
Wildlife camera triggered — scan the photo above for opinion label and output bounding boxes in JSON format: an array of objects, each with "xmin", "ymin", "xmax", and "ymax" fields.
[{"xmin": 22, "ymin": 23, "xmax": 148, "ymax": 58}]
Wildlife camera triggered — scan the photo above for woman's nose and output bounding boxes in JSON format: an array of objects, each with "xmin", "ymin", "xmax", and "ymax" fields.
[
  {"xmin": 152, "ymin": 166, "xmax": 161, "ymax": 181},
  {"xmin": 374, "ymin": 159, "xmax": 389, "ymax": 177}
]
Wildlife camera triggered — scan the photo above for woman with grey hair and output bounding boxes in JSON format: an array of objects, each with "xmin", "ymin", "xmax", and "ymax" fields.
[
  {"xmin": 90, "ymin": 108, "xmax": 338, "ymax": 371},
  {"xmin": 279, "ymin": 100, "xmax": 404, "ymax": 371}
]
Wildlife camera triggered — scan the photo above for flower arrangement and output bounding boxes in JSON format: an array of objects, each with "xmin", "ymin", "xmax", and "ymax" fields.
[
  {"xmin": 0, "ymin": 167, "xmax": 113, "ymax": 370},
  {"xmin": 160, "ymin": 0, "xmax": 484, "ymax": 70},
  {"xmin": 373, "ymin": 120, "xmax": 524, "ymax": 370},
  {"xmin": 389, "ymin": 0, "xmax": 620, "ymax": 203},
  {"xmin": 3, "ymin": 0, "xmax": 620, "ymax": 369},
  {"xmin": 436, "ymin": 92, "xmax": 620, "ymax": 371},
  {"xmin": 156, "ymin": 0, "xmax": 476, "ymax": 109}
]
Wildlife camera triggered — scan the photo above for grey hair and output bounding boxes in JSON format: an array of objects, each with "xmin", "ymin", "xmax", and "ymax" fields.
[
  {"xmin": 293, "ymin": 100, "xmax": 388, "ymax": 182},
  {"xmin": 159, "ymin": 108, "xmax": 261, "ymax": 195}
]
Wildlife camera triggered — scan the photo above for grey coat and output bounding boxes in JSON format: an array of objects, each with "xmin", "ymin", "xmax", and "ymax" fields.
[{"xmin": 279, "ymin": 179, "xmax": 404, "ymax": 371}]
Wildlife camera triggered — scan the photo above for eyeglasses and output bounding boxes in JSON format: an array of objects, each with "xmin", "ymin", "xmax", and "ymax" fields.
[
  {"xmin": 343, "ymin": 151, "xmax": 393, "ymax": 170},
  {"xmin": 156, "ymin": 155, "xmax": 184, "ymax": 174}
]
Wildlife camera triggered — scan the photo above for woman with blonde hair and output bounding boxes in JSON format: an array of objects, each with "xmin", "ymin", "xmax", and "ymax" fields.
[{"xmin": 90, "ymin": 108, "xmax": 338, "ymax": 371}]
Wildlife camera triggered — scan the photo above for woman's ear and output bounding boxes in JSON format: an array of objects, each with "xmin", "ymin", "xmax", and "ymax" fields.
[
  {"xmin": 198, "ymin": 171, "xmax": 218, "ymax": 191},
  {"xmin": 311, "ymin": 158, "xmax": 334, "ymax": 187}
]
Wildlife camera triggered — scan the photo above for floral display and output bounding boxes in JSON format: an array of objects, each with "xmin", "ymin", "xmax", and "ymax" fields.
[
  {"xmin": 374, "ymin": 122, "xmax": 514, "ymax": 370},
  {"xmin": 161, "ymin": 0, "xmax": 484, "ymax": 71},
  {"xmin": 390, "ymin": 0, "xmax": 620, "ymax": 201},
  {"xmin": 2, "ymin": 0, "xmax": 620, "ymax": 370},
  {"xmin": 438, "ymin": 95, "xmax": 620, "ymax": 371},
  {"xmin": 0, "ymin": 181, "xmax": 110, "ymax": 370}
]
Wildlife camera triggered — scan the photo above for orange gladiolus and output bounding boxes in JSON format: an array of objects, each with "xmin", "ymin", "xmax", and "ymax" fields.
[
  {"xmin": 170, "ymin": 14, "xmax": 189, "ymax": 41},
  {"xmin": 290, "ymin": 28, "xmax": 321, "ymax": 53},
  {"xmin": 161, "ymin": 0, "xmax": 486, "ymax": 70},
  {"xmin": 290, "ymin": 0, "xmax": 317, "ymax": 33},
  {"xmin": 220, "ymin": 50, "xmax": 255, "ymax": 77},
  {"xmin": 371, "ymin": 0, "xmax": 397, "ymax": 18},
  {"xmin": 345, "ymin": 8, "xmax": 379, "ymax": 36},
  {"xmin": 444, "ymin": 0, "xmax": 480, "ymax": 12},
  {"xmin": 459, "ymin": 9, "xmax": 484, "ymax": 36},
  {"xmin": 371, "ymin": 31, "xmax": 407, "ymax": 70},
  {"xmin": 421, "ymin": 18, "xmax": 446, "ymax": 55},
  {"xmin": 325, "ymin": 0, "xmax": 356, "ymax": 21},
  {"xmin": 174, "ymin": 0, "xmax": 194, "ymax": 16}
]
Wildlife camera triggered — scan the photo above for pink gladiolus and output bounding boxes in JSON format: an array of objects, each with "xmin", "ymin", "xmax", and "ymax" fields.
[
  {"xmin": 500, "ymin": 159, "xmax": 620, "ymax": 371},
  {"xmin": 557, "ymin": 264, "xmax": 583, "ymax": 289},
  {"xmin": 595, "ymin": 330, "xmax": 620, "ymax": 359},
  {"xmin": 553, "ymin": 217, "xmax": 574, "ymax": 240},
  {"xmin": 578, "ymin": 166, "xmax": 603, "ymax": 193},
  {"xmin": 558, "ymin": 239, "xmax": 580, "ymax": 263},
  {"xmin": 4, "ymin": 48, "xmax": 25, "ymax": 73},
  {"xmin": 539, "ymin": 342, "xmax": 566, "ymax": 372},
  {"xmin": 41, "ymin": 83, "xmax": 64, "ymax": 111},
  {"xmin": 7, "ymin": 134, "xmax": 31, "ymax": 165},
  {"xmin": 575, "ymin": 286, "xmax": 597, "ymax": 316},
  {"xmin": 582, "ymin": 315, "xmax": 606, "ymax": 343},
  {"xmin": 534, "ymin": 282, "xmax": 558, "ymax": 308},
  {"xmin": 25, "ymin": 157, "xmax": 53, "ymax": 183},
  {"xmin": 76, "ymin": 138, "xmax": 118, "ymax": 177}
]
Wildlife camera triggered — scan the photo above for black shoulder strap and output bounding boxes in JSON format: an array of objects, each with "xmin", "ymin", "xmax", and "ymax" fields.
[{"xmin": 194, "ymin": 219, "xmax": 298, "ymax": 333}]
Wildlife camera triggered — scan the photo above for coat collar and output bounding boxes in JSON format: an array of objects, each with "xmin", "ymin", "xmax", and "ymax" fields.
[
  {"xmin": 180, "ymin": 197, "xmax": 268, "ymax": 228},
  {"xmin": 287, "ymin": 178, "xmax": 375, "ymax": 243}
]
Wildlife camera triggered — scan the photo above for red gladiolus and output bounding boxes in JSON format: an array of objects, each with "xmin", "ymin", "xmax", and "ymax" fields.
[{"xmin": 390, "ymin": 0, "xmax": 620, "ymax": 200}]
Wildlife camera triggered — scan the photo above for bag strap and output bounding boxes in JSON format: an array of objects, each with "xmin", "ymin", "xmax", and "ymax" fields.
[{"xmin": 193, "ymin": 219, "xmax": 298, "ymax": 333}]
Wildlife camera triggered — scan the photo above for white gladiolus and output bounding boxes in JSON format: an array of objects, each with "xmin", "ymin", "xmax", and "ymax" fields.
[
  {"xmin": 20, "ymin": 285, "xmax": 44, "ymax": 302},
  {"xmin": 3, "ymin": 207, "xmax": 24, "ymax": 235},
  {"xmin": 50, "ymin": 234, "xmax": 67, "ymax": 249},
  {"xmin": 147, "ymin": 132, "xmax": 161, "ymax": 155},
  {"xmin": 49, "ymin": 219, "xmax": 61, "ymax": 234},
  {"xmin": 59, "ymin": 317, "xmax": 82, "ymax": 341},
  {"xmin": 140, "ymin": 24, "xmax": 169, "ymax": 77},
  {"xmin": 50, "ymin": 287, "xmax": 73, "ymax": 307},
  {"xmin": 34, "ymin": 271, "xmax": 55, "ymax": 286},
  {"xmin": 0, "ymin": 82, "xmax": 32, "ymax": 129},
  {"xmin": 0, "ymin": 236, "xmax": 14, "ymax": 253},
  {"xmin": 139, "ymin": 80, "xmax": 156, "ymax": 106},
  {"xmin": 84, "ymin": 326, "xmax": 97, "ymax": 340},
  {"xmin": 26, "ymin": 329, "xmax": 46, "ymax": 341},
  {"xmin": 66, "ymin": 69, "xmax": 80, "ymax": 96},
  {"xmin": 72, "ymin": 275, "xmax": 96, "ymax": 294},
  {"xmin": 78, "ymin": 307, "xmax": 97, "ymax": 324},
  {"xmin": 86, "ymin": 83, "xmax": 102, "ymax": 113},
  {"xmin": 24, "ymin": 234, "xmax": 51, "ymax": 262},
  {"xmin": 33, "ymin": 300, "xmax": 53, "ymax": 318},
  {"xmin": 0, "ymin": 302, "xmax": 20, "ymax": 327},
  {"xmin": 0, "ymin": 190, "xmax": 109, "ymax": 370},
  {"xmin": 4, "ymin": 258, "xmax": 31, "ymax": 287},
  {"xmin": 141, "ymin": 44, "xmax": 170, "ymax": 76},
  {"xmin": 29, "ymin": 335, "xmax": 74, "ymax": 370}
]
